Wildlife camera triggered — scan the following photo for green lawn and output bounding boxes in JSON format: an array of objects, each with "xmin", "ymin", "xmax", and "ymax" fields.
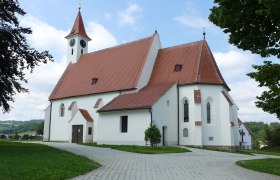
[
  {"xmin": 82, "ymin": 143, "xmax": 191, "ymax": 154},
  {"xmin": 236, "ymin": 158, "xmax": 280, "ymax": 176},
  {"xmin": 0, "ymin": 141, "xmax": 101, "ymax": 180},
  {"xmin": 240, "ymin": 147, "xmax": 280, "ymax": 156}
]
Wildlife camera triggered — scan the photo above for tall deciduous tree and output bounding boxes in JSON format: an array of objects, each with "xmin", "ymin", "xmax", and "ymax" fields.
[
  {"xmin": 209, "ymin": 0, "xmax": 280, "ymax": 120},
  {"xmin": 0, "ymin": 0, "xmax": 53, "ymax": 113}
]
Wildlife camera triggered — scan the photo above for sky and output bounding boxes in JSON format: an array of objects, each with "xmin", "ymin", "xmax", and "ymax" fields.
[{"xmin": 0, "ymin": 0, "xmax": 278, "ymax": 123}]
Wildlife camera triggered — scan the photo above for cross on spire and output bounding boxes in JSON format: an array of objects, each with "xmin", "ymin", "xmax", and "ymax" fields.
[
  {"xmin": 203, "ymin": 27, "xmax": 206, "ymax": 40},
  {"xmin": 78, "ymin": 0, "xmax": 81, "ymax": 10}
]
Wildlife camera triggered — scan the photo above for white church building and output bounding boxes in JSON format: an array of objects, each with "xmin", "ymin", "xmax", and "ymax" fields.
[{"xmin": 44, "ymin": 9, "xmax": 240, "ymax": 149}]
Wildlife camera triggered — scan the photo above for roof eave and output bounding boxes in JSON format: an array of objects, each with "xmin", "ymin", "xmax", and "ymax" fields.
[{"xmin": 98, "ymin": 106, "xmax": 151, "ymax": 113}]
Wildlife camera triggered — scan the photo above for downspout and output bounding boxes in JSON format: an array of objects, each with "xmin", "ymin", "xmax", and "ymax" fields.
[
  {"xmin": 48, "ymin": 101, "xmax": 52, "ymax": 141},
  {"xmin": 177, "ymin": 83, "xmax": 180, "ymax": 146},
  {"xmin": 149, "ymin": 108, "xmax": 153, "ymax": 124}
]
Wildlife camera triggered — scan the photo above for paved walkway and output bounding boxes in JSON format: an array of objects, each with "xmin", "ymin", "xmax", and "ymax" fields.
[{"xmin": 43, "ymin": 142, "xmax": 280, "ymax": 180}]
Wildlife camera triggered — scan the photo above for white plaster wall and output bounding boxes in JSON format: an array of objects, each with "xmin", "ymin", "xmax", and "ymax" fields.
[
  {"xmin": 66, "ymin": 35, "xmax": 89, "ymax": 64},
  {"xmin": 98, "ymin": 109, "xmax": 151, "ymax": 145},
  {"xmin": 136, "ymin": 33, "xmax": 162, "ymax": 90},
  {"xmin": 179, "ymin": 84, "xmax": 238, "ymax": 147},
  {"xmin": 152, "ymin": 84, "xmax": 178, "ymax": 146},
  {"xmin": 179, "ymin": 85, "xmax": 202, "ymax": 146},
  {"xmin": 49, "ymin": 92, "xmax": 119, "ymax": 142},
  {"xmin": 43, "ymin": 104, "xmax": 51, "ymax": 141}
]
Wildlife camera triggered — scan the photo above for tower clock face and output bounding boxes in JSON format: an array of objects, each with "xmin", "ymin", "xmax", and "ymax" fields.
[
  {"xmin": 69, "ymin": 39, "xmax": 75, "ymax": 47},
  {"xmin": 80, "ymin": 39, "xmax": 86, "ymax": 48}
]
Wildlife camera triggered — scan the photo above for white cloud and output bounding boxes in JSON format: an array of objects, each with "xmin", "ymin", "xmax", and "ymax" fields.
[
  {"xmin": 213, "ymin": 50, "xmax": 278, "ymax": 122},
  {"xmin": 174, "ymin": 16, "xmax": 214, "ymax": 29},
  {"xmin": 118, "ymin": 3, "xmax": 142, "ymax": 27},
  {"xmin": 87, "ymin": 22, "xmax": 118, "ymax": 51},
  {"xmin": 174, "ymin": 0, "xmax": 215, "ymax": 30},
  {"xmin": 20, "ymin": 16, "xmax": 67, "ymax": 59},
  {"xmin": 0, "ymin": 16, "xmax": 118, "ymax": 121},
  {"xmin": 214, "ymin": 50, "xmax": 255, "ymax": 82}
]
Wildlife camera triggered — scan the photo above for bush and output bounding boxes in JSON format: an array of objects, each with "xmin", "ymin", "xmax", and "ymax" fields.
[
  {"xmin": 12, "ymin": 132, "xmax": 19, "ymax": 139},
  {"xmin": 144, "ymin": 122, "xmax": 161, "ymax": 147},
  {"xmin": 36, "ymin": 122, "xmax": 44, "ymax": 135},
  {"xmin": 265, "ymin": 124, "xmax": 280, "ymax": 147},
  {"xmin": 22, "ymin": 134, "xmax": 30, "ymax": 140}
]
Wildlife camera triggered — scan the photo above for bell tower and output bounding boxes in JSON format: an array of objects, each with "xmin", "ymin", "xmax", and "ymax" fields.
[{"xmin": 65, "ymin": 7, "xmax": 91, "ymax": 64}]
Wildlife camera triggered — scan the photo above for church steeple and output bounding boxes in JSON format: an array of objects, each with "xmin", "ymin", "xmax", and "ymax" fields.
[
  {"xmin": 65, "ymin": 9, "xmax": 91, "ymax": 41},
  {"xmin": 65, "ymin": 9, "xmax": 91, "ymax": 64}
]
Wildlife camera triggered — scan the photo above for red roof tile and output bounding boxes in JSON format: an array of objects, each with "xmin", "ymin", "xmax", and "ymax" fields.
[
  {"xmin": 65, "ymin": 10, "xmax": 91, "ymax": 40},
  {"xmin": 149, "ymin": 40, "xmax": 229, "ymax": 89},
  {"xmin": 79, "ymin": 109, "xmax": 93, "ymax": 122},
  {"xmin": 98, "ymin": 82, "xmax": 175, "ymax": 112},
  {"xmin": 49, "ymin": 34, "xmax": 156, "ymax": 100}
]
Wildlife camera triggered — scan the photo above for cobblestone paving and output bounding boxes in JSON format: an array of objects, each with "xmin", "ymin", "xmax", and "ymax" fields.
[{"xmin": 43, "ymin": 142, "xmax": 280, "ymax": 180}]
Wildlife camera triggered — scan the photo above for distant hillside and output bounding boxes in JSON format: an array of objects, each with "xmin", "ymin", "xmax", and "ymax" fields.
[{"xmin": 0, "ymin": 120, "xmax": 43, "ymax": 134}]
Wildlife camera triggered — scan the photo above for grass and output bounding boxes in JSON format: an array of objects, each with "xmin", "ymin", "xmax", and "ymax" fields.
[
  {"xmin": 82, "ymin": 143, "xmax": 191, "ymax": 154},
  {"xmin": 236, "ymin": 158, "xmax": 280, "ymax": 176},
  {"xmin": 240, "ymin": 146, "xmax": 280, "ymax": 156},
  {"xmin": 0, "ymin": 140, "xmax": 101, "ymax": 180}
]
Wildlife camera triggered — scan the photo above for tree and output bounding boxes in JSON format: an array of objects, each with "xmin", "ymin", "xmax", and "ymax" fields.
[
  {"xmin": 144, "ymin": 122, "xmax": 161, "ymax": 147},
  {"xmin": 36, "ymin": 122, "xmax": 44, "ymax": 135},
  {"xmin": 209, "ymin": 0, "xmax": 280, "ymax": 119},
  {"xmin": 247, "ymin": 61, "xmax": 280, "ymax": 119},
  {"xmin": 264, "ymin": 123, "xmax": 280, "ymax": 147},
  {"xmin": 209, "ymin": 0, "xmax": 280, "ymax": 58},
  {"xmin": 0, "ymin": 0, "xmax": 53, "ymax": 113}
]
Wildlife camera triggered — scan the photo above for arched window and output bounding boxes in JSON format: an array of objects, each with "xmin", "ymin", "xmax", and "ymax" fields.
[
  {"xmin": 60, "ymin": 103, "xmax": 65, "ymax": 117},
  {"xmin": 183, "ymin": 128, "xmax": 188, "ymax": 137},
  {"xmin": 184, "ymin": 100, "xmax": 189, "ymax": 122},
  {"xmin": 207, "ymin": 102, "xmax": 211, "ymax": 124}
]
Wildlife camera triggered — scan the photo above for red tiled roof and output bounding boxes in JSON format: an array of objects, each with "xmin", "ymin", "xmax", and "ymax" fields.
[
  {"xmin": 79, "ymin": 109, "xmax": 93, "ymax": 122},
  {"xmin": 149, "ymin": 40, "xmax": 229, "ymax": 89},
  {"xmin": 98, "ymin": 40, "xmax": 230, "ymax": 112},
  {"xmin": 49, "ymin": 34, "xmax": 156, "ymax": 100},
  {"xmin": 65, "ymin": 10, "xmax": 91, "ymax": 40},
  {"xmin": 98, "ymin": 82, "xmax": 175, "ymax": 112}
]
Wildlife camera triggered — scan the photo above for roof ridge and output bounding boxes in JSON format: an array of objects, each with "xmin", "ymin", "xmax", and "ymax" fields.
[
  {"xmin": 82, "ymin": 34, "xmax": 155, "ymax": 58},
  {"xmin": 195, "ymin": 40, "xmax": 205, "ymax": 82},
  {"xmin": 161, "ymin": 40, "xmax": 203, "ymax": 50},
  {"xmin": 204, "ymin": 41, "xmax": 230, "ymax": 91}
]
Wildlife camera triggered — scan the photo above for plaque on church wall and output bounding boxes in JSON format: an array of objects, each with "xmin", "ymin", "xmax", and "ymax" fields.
[{"xmin": 194, "ymin": 89, "xmax": 201, "ymax": 104}]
